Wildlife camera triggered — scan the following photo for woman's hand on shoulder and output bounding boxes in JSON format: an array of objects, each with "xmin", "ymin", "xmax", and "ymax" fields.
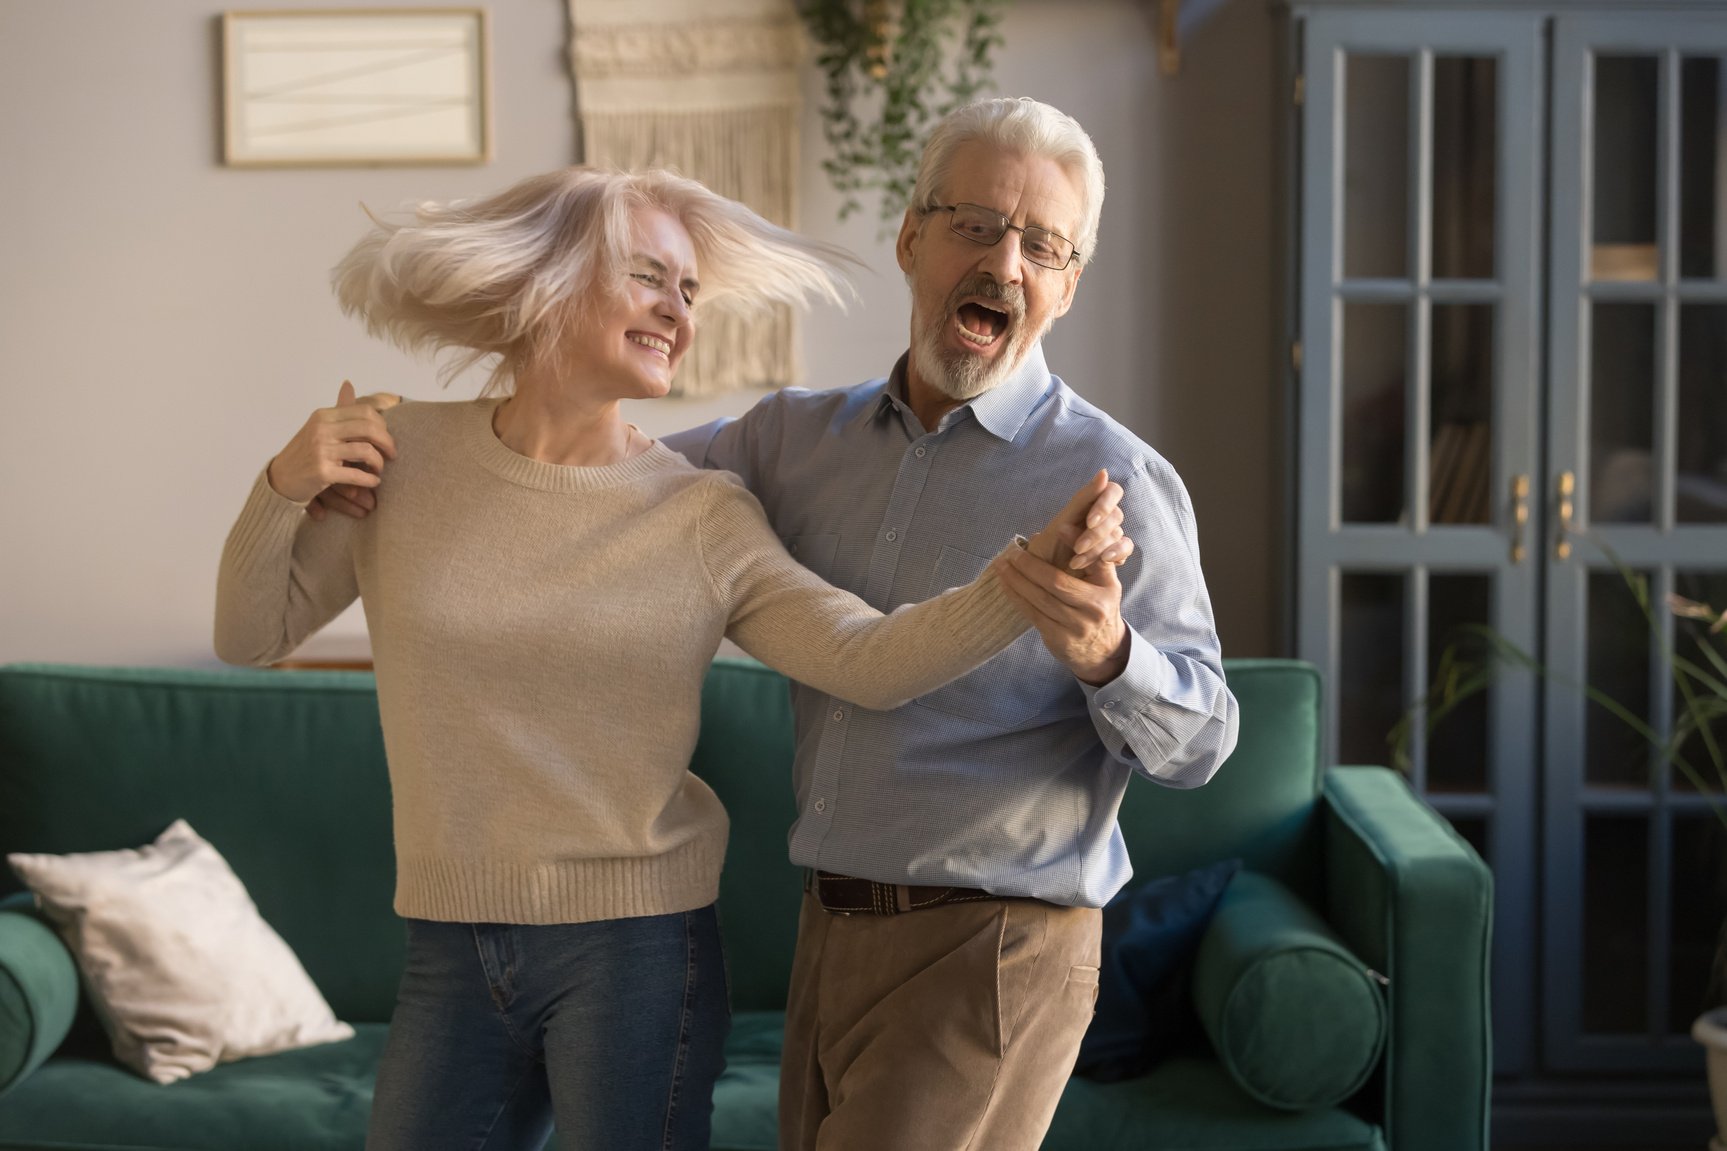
[
  {"xmin": 304, "ymin": 387, "xmax": 401, "ymax": 521},
  {"xmin": 266, "ymin": 381, "xmax": 399, "ymax": 511}
]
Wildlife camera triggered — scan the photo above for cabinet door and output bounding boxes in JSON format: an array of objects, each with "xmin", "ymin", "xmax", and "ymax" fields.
[
  {"xmin": 1544, "ymin": 13, "xmax": 1727, "ymax": 1075},
  {"xmin": 1296, "ymin": 8, "xmax": 1545, "ymax": 1073}
]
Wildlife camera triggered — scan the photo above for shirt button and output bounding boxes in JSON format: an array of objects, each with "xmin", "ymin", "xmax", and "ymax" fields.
[
  {"xmin": 1102, "ymin": 700, "xmax": 1119, "ymax": 710},
  {"xmin": 914, "ymin": 447, "xmax": 927, "ymax": 459},
  {"xmin": 833, "ymin": 709, "xmax": 846, "ymax": 722},
  {"xmin": 789, "ymin": 543, "xmax": 799, "ymax": 555},
  {"xmin": 885, "ymin": 530, "xmax": 898, "ymax": 542},
  {"xmin": 814, "ymin": 798, "xmax": 827, "ymax": 813}
]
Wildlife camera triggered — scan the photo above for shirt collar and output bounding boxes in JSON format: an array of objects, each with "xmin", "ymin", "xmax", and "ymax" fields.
[{"xmin": 860, "ymin": 343, "xmax": 1052, "ymax": 443}]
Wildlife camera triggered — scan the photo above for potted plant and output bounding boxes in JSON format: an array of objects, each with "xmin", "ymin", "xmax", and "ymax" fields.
[
  {"xmin": 795, "ymin": 0, "xmax": 1007, "ymax": 222},
  {"xmin": 1396, "ymin": 560, "xmax": 1727, "ymax": 1142},
  {"xmin": 1672, "ymin": 591, "xmax": 1727, "ymax": 1149}
]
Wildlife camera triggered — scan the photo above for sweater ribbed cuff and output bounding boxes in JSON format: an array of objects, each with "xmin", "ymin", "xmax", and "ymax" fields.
[{"xmin": 222, "ymin": 470, "xmax": 308, "ymax": 578}]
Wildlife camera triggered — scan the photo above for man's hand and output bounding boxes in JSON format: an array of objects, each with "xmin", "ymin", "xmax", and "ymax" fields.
[
  {"xmin": 997, "ymin": 546, "xmax": 1130, "ymax": 685},
  {"xmin": 303, "ymin": 388, "xmax": 403, "ymax": 522},
  {"xmin": 998, "ymin": 469, "xmax": 1135, "ymax": 685}
]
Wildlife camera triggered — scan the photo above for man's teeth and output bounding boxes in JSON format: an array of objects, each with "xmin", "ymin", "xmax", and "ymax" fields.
[
  {"xmin": 629, "ymin": 334, "xmax": 672, "ymax": 355},
  {"xmin": 955, "ymin": 313, "xmax": 1001, "ymax": 346}
]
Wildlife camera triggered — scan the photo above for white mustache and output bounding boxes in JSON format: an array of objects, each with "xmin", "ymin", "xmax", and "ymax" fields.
[{"xmin": 948, "ymin": 278, "xmax": 1025, "ymax": 323}]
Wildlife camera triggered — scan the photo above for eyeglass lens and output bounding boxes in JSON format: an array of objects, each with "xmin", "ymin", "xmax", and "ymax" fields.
[{"xmin": 946, "ymin": 204, "xmax": 1073, "ymax": 269}]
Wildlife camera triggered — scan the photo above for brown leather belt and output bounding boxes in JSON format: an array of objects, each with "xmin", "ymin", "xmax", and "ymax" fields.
[{"xmin": 806, "ymin": 870, "xmax": 1015, "ymax": 916}]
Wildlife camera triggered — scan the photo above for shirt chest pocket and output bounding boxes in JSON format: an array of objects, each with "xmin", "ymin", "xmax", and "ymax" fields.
[
  {"xmin": 915, "ymin": 545, "xmax": 1058, "ymax": 731},
  {"xmin": 781, "ymin": 533, "xmax": 841, "ymax": 583}
]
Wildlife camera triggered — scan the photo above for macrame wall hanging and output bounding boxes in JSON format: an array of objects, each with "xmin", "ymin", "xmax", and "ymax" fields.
[{"xmin": 568, "ymin": 0, "xmax": 804, "ymax": 398}]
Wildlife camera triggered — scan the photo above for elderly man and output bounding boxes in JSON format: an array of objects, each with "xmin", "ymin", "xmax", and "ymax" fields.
[{"xmin": 667, "ymin": 97, "xmax": 1238, "ymax": 1151}]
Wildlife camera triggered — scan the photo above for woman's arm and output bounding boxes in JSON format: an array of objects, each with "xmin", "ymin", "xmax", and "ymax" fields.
[
  {"xmin": 699, "ymin": 474, "xmax": 1120, "ymax": 711},
  {"xmin": 214, "ymin": 384, "xmax": 392, "ymax": 665},
  {"xmin": 213, "ymin": 472, "xmax": 362, "ymax": 666}
]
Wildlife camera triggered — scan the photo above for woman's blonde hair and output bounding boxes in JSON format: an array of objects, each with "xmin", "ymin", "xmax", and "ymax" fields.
[{"xmin": 332, "ymin": 167, "xmax": 856, "ymax": 394}]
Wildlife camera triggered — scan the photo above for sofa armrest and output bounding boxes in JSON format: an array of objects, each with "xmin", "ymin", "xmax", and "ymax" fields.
[
  {"xmin": 0, "ymin": 893, "xmax": 79, "ymax": 1098},
  {"xmin": 1322, "ymin": 766, "xmax": 1492, "ymax": 1151}
]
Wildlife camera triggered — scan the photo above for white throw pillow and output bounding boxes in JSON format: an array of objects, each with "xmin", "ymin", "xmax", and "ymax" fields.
[{"xmin": 6, "ymin": 819, "xmax": 354, "ymax": 1084}]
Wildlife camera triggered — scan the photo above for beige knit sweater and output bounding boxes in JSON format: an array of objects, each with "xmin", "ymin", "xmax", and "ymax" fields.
[{"xmin": 215, "ymin": 398, "xmax": 1027, "ymax": 925}]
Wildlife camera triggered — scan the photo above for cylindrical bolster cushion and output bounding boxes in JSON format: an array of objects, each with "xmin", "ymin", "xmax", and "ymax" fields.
[
  {"xmin": 1192, "ymin": 870, "xmax": 1386, "ymax": 1111},
  {"xmin": 0, "ymin": 899, "xmax": 80, "ymax": 1096}
]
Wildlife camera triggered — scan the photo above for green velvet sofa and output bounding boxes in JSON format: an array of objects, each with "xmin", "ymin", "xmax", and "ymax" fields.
[{"xmin": 0, "ymin": 659, "xmax": 1490, "ymax": 1151}]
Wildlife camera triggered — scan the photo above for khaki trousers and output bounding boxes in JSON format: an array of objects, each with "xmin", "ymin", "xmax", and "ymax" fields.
[{"xmin": 778, "ymin": 891, "xmax": 1102, "ymax": 1151}]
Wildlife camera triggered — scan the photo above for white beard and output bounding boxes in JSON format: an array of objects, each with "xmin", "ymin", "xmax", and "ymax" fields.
[{"xmin": 909, "ymin": 296, "xmax": 1048, "ymax": 403}]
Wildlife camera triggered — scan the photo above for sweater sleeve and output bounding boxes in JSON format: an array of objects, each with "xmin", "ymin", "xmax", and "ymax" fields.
[
  {"xmin": 213, "ymin": 470, "xmax": 361, "ymax": 666},
  {"xmin": 698, "ymin": 475, "xmax": 1029, "ymax": 710}
]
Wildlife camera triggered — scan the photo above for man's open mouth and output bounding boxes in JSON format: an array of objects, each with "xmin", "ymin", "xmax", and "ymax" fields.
[{"xmin": 954, "ymin": 300, "xmax": 1011, "ymax": 347}]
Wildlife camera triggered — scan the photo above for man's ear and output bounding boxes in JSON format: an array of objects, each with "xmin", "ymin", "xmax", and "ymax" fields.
[
  {"xmin": 1053, "ymin": 263, "xmax": 1082, "ymax": 319},
  {"xmin": 895, "ymin": 208, "xmax": 922, "ymax": 275}
]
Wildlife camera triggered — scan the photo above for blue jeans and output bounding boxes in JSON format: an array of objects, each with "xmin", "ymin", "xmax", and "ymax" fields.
[{"xmin": 366, "ymin": 906, "xmax": 730, "ymax": 1151}]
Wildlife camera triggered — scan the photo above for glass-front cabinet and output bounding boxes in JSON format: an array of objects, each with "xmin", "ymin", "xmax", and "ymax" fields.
[{"xmin": 1290, "ymin": 2, "xmax": 1727, "ymax": 1143}]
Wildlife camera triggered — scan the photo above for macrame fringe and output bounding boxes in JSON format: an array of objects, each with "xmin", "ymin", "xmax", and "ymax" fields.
[{"xmin": 582, "ymin": 106, "xmax": 799, "ymax": 397}]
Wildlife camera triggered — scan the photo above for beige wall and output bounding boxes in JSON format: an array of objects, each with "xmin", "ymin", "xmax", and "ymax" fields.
[{"xmin": 0, "ymin": 0, "xmax": 1281, "ymax": 665}]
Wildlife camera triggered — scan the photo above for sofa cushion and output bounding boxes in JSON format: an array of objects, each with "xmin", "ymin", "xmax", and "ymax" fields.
[
  {"xmin": 688, "ymin": 660, "xmax": 804, "ymax": 1013},
  {"xmin": 0, "ymin": 1024, "xmax": 384, "ymax": 1151},
  {"xmin": 1114, "ymin": 661, "xmax": 1325, "ymax": 902},
  {"xmin": 1046, "ymin": 1057, "xmax": 1386, "ymax": 1150},
  {"xmin": 0, "ymin": 895, "xmax": 78, "ymax": 1098},
  {"xmin": 1193, "ymin": 871, "xmax": 1387, "ymax": 1111},
  {"xmin": 1075, "ymin": 858, "xmax": 1240, "ymax": 1082},
  {"xmin": 708, "ymin": 1010, "xmax": 785, "ymax": 1151},
  {"xmin": 633, "ymin": 1012, "xmax": 1389, "ymax": 1151},
  {"xmin": 8, "ymin": 819, "xmax": 354, "ymax": 1085}
]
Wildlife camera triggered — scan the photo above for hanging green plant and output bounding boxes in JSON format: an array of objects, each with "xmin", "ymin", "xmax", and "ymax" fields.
[{"xmin": 796, "ymin": 0, "xmax": 1008, "ymax": 224}]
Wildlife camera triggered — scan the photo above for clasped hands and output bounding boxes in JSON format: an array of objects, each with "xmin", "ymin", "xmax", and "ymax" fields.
[{"xmin": 997, "ymin": 470, "xmax": 1134, "ymax": 687}]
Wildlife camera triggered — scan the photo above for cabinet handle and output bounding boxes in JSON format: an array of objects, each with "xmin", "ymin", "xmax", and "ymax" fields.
[
  {"xmin": 1556, "ymin": 471, "xmax": 1576, "ymax": 560},
  {"xmin": 1511, "ymin": 474, "xmax": 1530, "ymax": 564}
]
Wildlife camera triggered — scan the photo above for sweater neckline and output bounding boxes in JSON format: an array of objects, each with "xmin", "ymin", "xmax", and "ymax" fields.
[{"xmin": 463, "ymin": 397, "xmax": 681, "ymax": 492}]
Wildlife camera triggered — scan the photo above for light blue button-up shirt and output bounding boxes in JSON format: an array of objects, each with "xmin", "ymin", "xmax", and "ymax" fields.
[{"xmin": 665, "ymin": 343, "xmax": 1238, "ymax": 907}]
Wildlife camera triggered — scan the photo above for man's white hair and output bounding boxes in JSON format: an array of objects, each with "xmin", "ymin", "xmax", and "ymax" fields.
[{"xmin": 909, "ymin": 97, "xmax": 1106, "ymax": 265}]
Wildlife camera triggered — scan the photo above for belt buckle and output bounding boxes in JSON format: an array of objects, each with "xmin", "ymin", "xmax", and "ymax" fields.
[{"xmin": 812, "ymin": 872, "xmax": 853, "ymax": 917}]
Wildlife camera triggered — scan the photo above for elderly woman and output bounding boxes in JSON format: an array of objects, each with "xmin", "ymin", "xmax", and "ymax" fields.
[{"xmin": 215, "ymin": 167, "xmax": 1129, "ymax": 1151}]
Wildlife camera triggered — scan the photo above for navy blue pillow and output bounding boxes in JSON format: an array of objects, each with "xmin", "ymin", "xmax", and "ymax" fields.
[{"xmin": 1074, "ymin": 858, "xmax": 1242, "ymax": 1082}]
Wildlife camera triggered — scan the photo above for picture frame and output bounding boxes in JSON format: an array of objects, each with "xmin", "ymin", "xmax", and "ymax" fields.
[{"xmin": 222, "ymin": 8, "xmax": 491, "ymax": 168}]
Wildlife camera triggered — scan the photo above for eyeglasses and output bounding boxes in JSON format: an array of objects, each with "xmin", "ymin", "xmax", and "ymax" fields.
[{"xmin": 926, "ymin": 203, "xmax": 1078, "ymax": 270}]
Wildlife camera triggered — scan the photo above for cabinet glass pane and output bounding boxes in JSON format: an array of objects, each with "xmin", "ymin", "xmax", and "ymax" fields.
[
  {"xmin": 1669, "ymin": 815, "xmax": 1727, "ymax": 1033},
  {"xmin": 1343, "ymin": 303, "xmax": 1408, "ymax": 524},
  {"xmin": 1678, "ymin": 304, "xmax": 1727, "ymax": 524},
  {"xmin": 1592, "ymin": 55, "xmax": 1661, "ymax": 282},
  {"xmin": 1584, "ymin": 815, "xmax": 1650, "ymax": 1033},
  {"xmin": 1340, "ymin": 573, "xmax": 1405, "ymax": 766},
  {"xmin": 1681, "ymin": 57, "xmax": 1727, "ymax": 280},
  {"xmin": 1430, "ymin": 305, "xmax": 1495, "ymax": 524},
  {"xmin": 1428, "ymin": 574, "xmax": 1492, "ymax": 793},
  {"xmin": 1433, "ymin": 56, "xmax": 1498, "ymax": 281},
  {"xmin": 1448, "ymin": 813, "xmax": 1490, "ymax": 865},
  {"xmin": 1588, "ymin": 570, "xmax": 1655, "ymax": 790},
  {"xmin": 1345, "ymin": 54, "xmax": 1411, "ymax": 280},
  {"xmin": 1590, "ymin": 303, "xmax": 1657, "ymax": 524},
  {"xmin": 1672, "ymin": 570, "xmax": 1727, "ymax": 794}
]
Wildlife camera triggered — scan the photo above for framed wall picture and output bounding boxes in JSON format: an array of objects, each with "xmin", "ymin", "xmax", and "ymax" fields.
[{"xmin": 222, "ymin": 8, "xmax": 491, "ymax": 167}]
